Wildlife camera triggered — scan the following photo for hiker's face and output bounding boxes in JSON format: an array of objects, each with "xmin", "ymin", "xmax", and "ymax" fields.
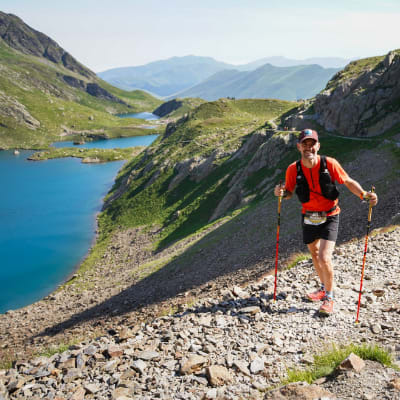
[{"xmin": 297, "ymin": 138, "xmax": 320, "ymax": 161}]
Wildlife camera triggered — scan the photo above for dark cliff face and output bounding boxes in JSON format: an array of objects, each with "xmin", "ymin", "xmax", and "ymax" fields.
[
  {"xmin": 153, "ymin": 99, "xmax": 183, "ymax": 117},
  {"xmin": 0, "ymin": 11, "xmax": 95, "ymax": 79}
]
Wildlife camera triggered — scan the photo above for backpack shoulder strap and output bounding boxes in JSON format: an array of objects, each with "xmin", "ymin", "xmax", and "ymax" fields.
[
  {"xmin": 296, "ymin": 160, "xmax": 302, "ymax": 174},
  {"xmin": 320, "ymin": 155, "xmax": 327, "ymax": 172}
]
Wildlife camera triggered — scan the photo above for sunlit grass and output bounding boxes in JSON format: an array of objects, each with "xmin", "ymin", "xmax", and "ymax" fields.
[{"xmin": 283, "ymin": 343, "xmax": 399, "ymax": 385}]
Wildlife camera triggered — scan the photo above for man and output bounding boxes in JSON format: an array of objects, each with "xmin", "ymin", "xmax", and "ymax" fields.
[{"xmin": 274, "ymin": 128, "xmax": 378, "ymax": 315}]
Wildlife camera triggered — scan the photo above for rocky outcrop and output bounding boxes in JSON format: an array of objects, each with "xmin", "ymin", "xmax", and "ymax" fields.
[
  {"xmin": 0, "ymin": 12, "xmax": 94, "ymax": 79},
  {"xmin": 153, "ymin": 99, "xmax": 183, "ymax": 117},
  {"xmin": 0, "ymin": 90, "xmax": 40, "ymax": 129},
  {"xmin": 62, "ymin": 75, "xmax": 86, "ymax": 90},
  {"xmin": 86, "ymin": 83, "xmax": 128, "ymax": 105},
  {"xmin": 284, "ymin": 50, "xmax": 400, "ymax": 137},
  {"xmin": 210, "ymin": 133, "xmax": 296, "ymax": 221},
  {"xmin": 168, "ymin": 149, "xmax": 231, "ymax": 191}
]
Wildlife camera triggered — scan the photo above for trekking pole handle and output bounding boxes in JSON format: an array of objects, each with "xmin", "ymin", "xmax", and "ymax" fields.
[{"xmin": 367, "ymin": 186, "xmax": 375, "ymax": 221}]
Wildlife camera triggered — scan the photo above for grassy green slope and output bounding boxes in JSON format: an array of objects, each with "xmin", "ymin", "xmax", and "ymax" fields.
[
  {"xmin": 0, "ymin": 42, "xmax": 161, "ymax": 149},
  {"xmin": 98, "ymin": 98, "xmax": 299, "ymax": 248}
]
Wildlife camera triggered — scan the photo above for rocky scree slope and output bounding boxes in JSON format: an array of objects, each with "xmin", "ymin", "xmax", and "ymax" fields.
[
  {"xmin": 0, "ymin": 12, "xmax": 160, "ymax": 148},
  {"xmin": 1, "ymin": 227, "xmax": 400, "ymax": 400},
  {"xmin": 284, "ymin": 49, "xmax": 400, "ymax": 137}
]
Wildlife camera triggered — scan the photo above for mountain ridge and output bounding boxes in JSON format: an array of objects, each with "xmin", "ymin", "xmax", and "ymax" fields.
[
  {"xmin": 0, "ymin": 12, "xmax": 162, "ymax": 149},
  {"xmin": 171, "ymin": 63, "xmax": 340, "ymax": 101},
  {"xmin": 0, "ymin": 11, "xmax": 94, "ymax": 79},
  {"xmin": 98, "ymin": 55, "xmax": 348, "ymax": 99}
]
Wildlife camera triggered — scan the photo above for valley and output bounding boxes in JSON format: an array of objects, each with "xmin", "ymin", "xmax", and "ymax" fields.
[{"xmin": 0, "ymin": 9, "xmax": 400, "ymax": 400}]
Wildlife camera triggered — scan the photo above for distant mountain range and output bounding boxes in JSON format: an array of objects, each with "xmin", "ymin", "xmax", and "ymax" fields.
[
  {"xmin": 98, "ymin": 55, "xmax": 351, "ymax": 99},
  {"xmin": 97, "ymin": 56, "xmax": 233, "ymax": 97},
  {"xmin": 172, "ymin": 64, "xmax": 340, "ymax": 101}
]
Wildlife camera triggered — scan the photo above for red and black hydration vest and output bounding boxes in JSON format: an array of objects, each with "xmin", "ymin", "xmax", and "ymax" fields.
[{"xmin": 295, "ymin": 156, "xmax": 339, "ymax": 203}]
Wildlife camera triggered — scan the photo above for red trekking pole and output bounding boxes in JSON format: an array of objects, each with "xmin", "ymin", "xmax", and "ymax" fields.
[
  {"xmin": 355, "ymin": 186, "xmax": 375, "ymax": 323},
  {"xmin": 273, "ymin": 182, "xmax": 283, "ymax": 301}
]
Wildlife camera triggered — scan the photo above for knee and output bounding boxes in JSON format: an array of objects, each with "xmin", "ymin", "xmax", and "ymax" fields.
[
  {"xmin": 319, "ymin": 253, "xmax": 332, "ymax": 267},
  {"xmin": 309, "ymin": 247, "xmax": 320, "ymax": 259}
]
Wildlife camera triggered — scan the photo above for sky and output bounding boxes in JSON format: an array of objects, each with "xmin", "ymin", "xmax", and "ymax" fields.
[{"xmin": 1, "ymin": 0, "xmax": 400, "ymax": 72}]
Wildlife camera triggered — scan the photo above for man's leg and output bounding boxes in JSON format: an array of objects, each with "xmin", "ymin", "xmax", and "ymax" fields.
[
  {"xmin": 317, "ymin": 239, "xmax": 335, "ymax": 292},
  {"xmin": 307, "ymin": 238, "xmax": 335, "ymax": 290}
]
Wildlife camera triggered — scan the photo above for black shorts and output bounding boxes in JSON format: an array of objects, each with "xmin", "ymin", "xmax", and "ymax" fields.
[{"xmin": 301, "ymin": 214, "xmax": 339, "ymax": 244}]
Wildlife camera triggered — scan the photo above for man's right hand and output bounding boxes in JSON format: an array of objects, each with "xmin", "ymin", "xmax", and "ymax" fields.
[{"xmin": 274, "ymin": 183, "xmax": 286, "ymax": 197}]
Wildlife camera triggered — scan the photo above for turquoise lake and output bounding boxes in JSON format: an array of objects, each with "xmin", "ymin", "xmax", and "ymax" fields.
[
  {"xmin": 0, "ymin": 112, "xmax": 159, "ymax": 313},
  {"xmin": 52, "ymin": 134, "xmax": 158, "ymax": 149},
  {"xmin": 0, "ymin": 150, "xmax": 124, "ymax": 313}
]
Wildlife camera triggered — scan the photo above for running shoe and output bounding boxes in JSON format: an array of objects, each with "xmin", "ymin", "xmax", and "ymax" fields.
[
  {"xmin": 319, "ymin": 298, "xmax": 334, "ymax": 315},
  {"xmin": 306, "ymin": 289, "xmax": 326, "ymax": 302}
]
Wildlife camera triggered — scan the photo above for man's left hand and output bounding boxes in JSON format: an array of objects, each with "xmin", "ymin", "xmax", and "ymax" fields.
[{"xmin": 365, "ymin": 191, "xmax": 378, "ymax": 206}]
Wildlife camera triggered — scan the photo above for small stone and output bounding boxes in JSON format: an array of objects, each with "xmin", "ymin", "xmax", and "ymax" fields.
[
  {"xmin": 250, "ymin": 358, "xmax": 264, "ymax": 374},
  {"xmin": 204, "ymin": 388, "xmax": 218, "ymax": 399},
  {"xmin": 84, "ymin": 383, "xmax": 100, "ymax": 394},
  {"xmin": 83, "ymin": 345, "xmax": 97, "ymax": 356},
  {"xmin": 240, "ymin": 306, "xmax": 261, "ymax": 315},
  {"xmin": 107, "ymin": 345, "xmax": 124, "ymax": 358},
  {"xmin": 76, "ymin": 353, "xmax": 85, "ymax": 369},
  {"xmin": 252, "ymin": 380, "xmax": 268, "ymax": 391},
  {"xmin": 180, "ymin": 355, "xmax": 208, "ymax": 375},
  {"xmin": 136, "ymin": 350, "xmax": 160, "ymax": 361},
  {"xmin": 112, "ymin": 387, "xmax": 130, "ymax": 400},
  {"xmin": 62, "ymin": 368, "xmax": 82, "ymax": 383},
  {"xmin": 233, "ymin": 360, "xmax": 251, "ymax": 376},
  {"xmin": 232, "ymin": 286, "xmax": 249, "ymax": 298},
  {"xmin": 215, "ymin": 316, "xmax": 228, "ymax": 327},
  {"xmin": 198, "ymin": 315, "xmax": 212, "ymax": 326},
  {"xmin": 264, "ymin": 382, "xmax": 336, "ymax": 399},
  {"xmin": 104, "ymin": 359, "xmax": 120, "ymax": 372},
  {"xmin": 118, "ymin": 328, "xmax": 133, "ymax": 341},
  {"xmin": 132, "ymin": 359, "xmax": 147, "ymax": 375},
  {"xmin": 302, "ymin": 354, "xmax": 314, "ymax": 365},
  {"xmin": 206, "ymin": 365, "xmax": 232, "ymax": 387},
  {"xmin": 70, "ymin": 386, "xmax": 85, "ymax": 400},
  {"xmin": 7, "ymin": 378, "xmax": 25, "ymax": 393},
  {"xmin": 370, "ymin": 324, "xmax": 382, "ymax": 334},
  {"xmin": 372, "ymin": 289, "xmax": 385, "ymax": 297},
  {"xmin": 57, "ymin": 357, "xmax": 76, "ymax": 370},
  {"xmin": 389, "ymin": 377, "xmax": 400, "ymax": 390}
]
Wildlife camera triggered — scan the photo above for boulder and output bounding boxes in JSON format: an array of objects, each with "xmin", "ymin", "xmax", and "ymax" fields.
[{"xmin": 338, "ymin": 353, "xmax": 366, "ymax": 373}]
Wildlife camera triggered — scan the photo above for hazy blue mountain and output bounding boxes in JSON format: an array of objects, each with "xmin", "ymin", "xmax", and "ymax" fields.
[
  {"xmin": 171, "ymin": 64, "xmax": 340, "ymax": 101},
  {"xmin": 238, "ymin": 56, "xmax": 352, "ymax": 70},
  {"xmin": 98, "ymin": 55, "xmax": 351, "ymax": 98},
  {"xmin": 98, "ymin": 55, "xmax": 233, "ymax": 96}
]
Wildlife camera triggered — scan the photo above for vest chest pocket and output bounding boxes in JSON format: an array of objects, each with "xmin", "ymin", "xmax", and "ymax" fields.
[{"xmin": 304, "ymin": 211, "xmax": 327, "ymax": 225}]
